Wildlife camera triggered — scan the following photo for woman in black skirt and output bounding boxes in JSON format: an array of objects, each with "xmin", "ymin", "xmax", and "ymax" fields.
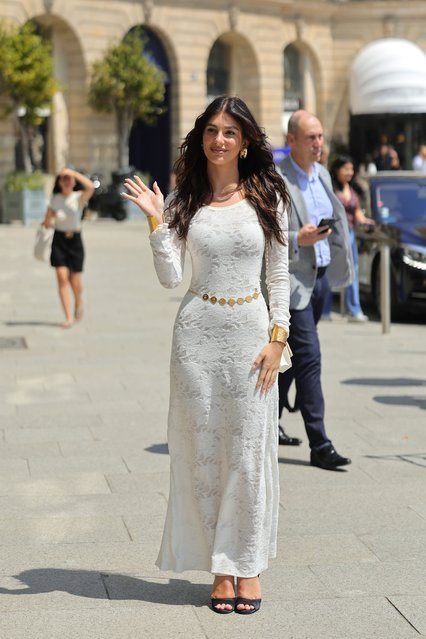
[{"xmin": 43, "ymin": 168, "xmax": 95, "ymax": 328}]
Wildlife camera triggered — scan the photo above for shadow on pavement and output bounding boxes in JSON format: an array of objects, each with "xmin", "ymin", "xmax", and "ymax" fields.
[
  {"xmin": 145, "ymin": 443, "xmax": 169, "ymax": 455},
  {"xmin": 4, "ymin": 320, "xmax": 63, "ymax": 328},
  {"xmin": 364, "ymin": 452, "xmax": 426, "ymax": 467},
  {"xmin": 342, "ymin": 377, "xmax": 426, "ymax": 387},
  {"xmin": 0, "ymin": 569, "xmax": 211, "ymax": 606},
  {"xmin": 373, "ymin": 395, "xmax": 426, "ymax": 410}
]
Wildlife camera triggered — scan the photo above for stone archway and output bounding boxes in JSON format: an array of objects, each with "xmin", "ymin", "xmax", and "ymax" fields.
[
  {"xmin": 35, "ymin": 15, "xmax": 87, "ymax": 174},
  {"xmin": 128, "ymin": 26, "xmax": 175, "ymax": 193},
  {"xmin": 283, "ymin": 41, "xmax": 320, "ymax": 132},
  {"xmin": 206, "ymin": 32, "xmax": 260, "ymax": 119}
]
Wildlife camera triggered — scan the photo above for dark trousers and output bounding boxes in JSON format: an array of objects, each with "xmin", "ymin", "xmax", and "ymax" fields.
[{"xmin": 278, "ymin": 268, "xmax": 331, "ymax": 452}]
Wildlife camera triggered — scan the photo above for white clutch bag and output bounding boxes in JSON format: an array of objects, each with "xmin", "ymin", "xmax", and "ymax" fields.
[
  {"xmin": 279, "ymin": 343, "xmax": 293, "ymax": 373},
  {"xmin": 34, "ymin": 225, "xmax": 53, "ymax": 261}
]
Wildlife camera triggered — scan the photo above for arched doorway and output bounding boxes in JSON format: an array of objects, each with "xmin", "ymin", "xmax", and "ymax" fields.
[
  {"xmin": 283, "ymin": 42, "xmax": 318, "ymax": 132},
  {"xmin": 206, "ymin": 33, "xmax": 260, "ymax": 117},
  {"xmin": 128, "ymin": 27, "xmax": 172, "ymax": 193},
  {"xmin": 34, "ymin": 15, "xmax": 87, "ymax": 174},
  {"xmin": 15, "ymin": 18, "xmax": 85, "ymax": 174}
]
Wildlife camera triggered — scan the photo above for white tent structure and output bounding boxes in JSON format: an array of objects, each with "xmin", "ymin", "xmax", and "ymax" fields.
[{"xmin": 350, "ymin": 38, "xmax": 426, "ymax": 115}]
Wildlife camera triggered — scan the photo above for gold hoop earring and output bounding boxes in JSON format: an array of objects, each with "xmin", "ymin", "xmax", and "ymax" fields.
[{"xmin": 240, "ymin": 148, "xmax": 247, "ymax": 159}]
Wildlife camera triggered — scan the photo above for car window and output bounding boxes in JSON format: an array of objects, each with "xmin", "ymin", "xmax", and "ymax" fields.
[{"xmin": 373, "ymin": 181, "xmax": 426, "ymax": 223}]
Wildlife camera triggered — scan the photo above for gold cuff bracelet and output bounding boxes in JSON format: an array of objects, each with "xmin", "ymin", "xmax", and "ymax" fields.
[
  {"xmin": 148, "ymin": 216, "xmax": 160, "ymax": 233},
  {"xmin": 148, "ymin": 215, "xmax": 158, "ymax": 233},
  {"xmin": 270, "ymin": 324, "xmax": 288, "ymax": 344}
]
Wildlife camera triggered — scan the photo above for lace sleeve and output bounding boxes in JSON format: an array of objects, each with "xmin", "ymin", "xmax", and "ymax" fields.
[
  {"xmin": 148, "ymin": 193, "xmax": 186, "ymax": 289},
  {"xmin": 264, "ymin": 201, "xmax": 291, "ymax": 333}
]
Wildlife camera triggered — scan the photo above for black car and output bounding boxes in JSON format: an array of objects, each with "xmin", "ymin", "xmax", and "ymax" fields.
[{"xmin": 356, "ymin": 172, "xmax": 426, "ymax": 318}]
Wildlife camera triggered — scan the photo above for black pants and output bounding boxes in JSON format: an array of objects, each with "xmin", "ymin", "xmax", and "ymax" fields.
[{"xmin": 278, "ymin": 269, "xmax": 331, "ymax": 451}]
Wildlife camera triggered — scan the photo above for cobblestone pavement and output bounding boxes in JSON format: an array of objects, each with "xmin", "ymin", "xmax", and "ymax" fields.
[{"xmin": 0, "ymin": 220, "xmax": 425, "ymax": 638}]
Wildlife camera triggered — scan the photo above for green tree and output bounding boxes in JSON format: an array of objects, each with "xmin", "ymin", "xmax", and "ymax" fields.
[
  {"xmin": 88, "ymin": 29, "xmax": 166, "ymax": 168},
  {"xmin": 0, "ymin": 21, "xmax": 57, "ymax": 173}
]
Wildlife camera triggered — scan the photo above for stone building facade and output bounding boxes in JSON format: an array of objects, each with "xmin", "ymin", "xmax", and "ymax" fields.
[{"xmin": 1, "ymin": 0, "xmax": 426, "ymax": 187}]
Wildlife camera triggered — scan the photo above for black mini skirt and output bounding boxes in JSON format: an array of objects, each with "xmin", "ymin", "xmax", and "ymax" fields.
[{"xmin": 50, "ymin": 230, "xmax": 84, "ymax": 273}]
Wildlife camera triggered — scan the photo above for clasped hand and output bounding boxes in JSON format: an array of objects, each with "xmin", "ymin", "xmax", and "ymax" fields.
[
  {"xmin": 121, "ymin": 176, "xmax": 164, "ymax": 223},
  {"xmin": 252, "ymin": 342, "xmax": 284, "ymax": 394}
]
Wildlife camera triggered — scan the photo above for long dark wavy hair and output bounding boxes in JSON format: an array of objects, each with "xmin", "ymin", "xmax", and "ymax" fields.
[
  {"xmin": 168, "ymin": 95, "xmax": 290, "ymax": 244},
  {"xmin": 329, "ymin": 155, "xmax": 364, "ymax": 199}
]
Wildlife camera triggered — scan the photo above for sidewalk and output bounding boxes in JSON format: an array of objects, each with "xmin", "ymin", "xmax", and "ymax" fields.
[{"xmin": 0, "ymin": 220, "xmax": 425, "ymax": 638}]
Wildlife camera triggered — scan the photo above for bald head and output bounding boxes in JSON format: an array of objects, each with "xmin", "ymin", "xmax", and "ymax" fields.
[
  {"xmin": 287, "ymin": 110, "xmax": 321, "ymax": 136},
  {"xmin": 287, "ymin": 110, "xmax": 324, "ymax": 173}
]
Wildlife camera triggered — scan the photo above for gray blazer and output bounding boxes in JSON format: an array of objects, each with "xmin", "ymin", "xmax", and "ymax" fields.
[{"xmin": 279, "ymin": 155, "xmax": 354, "ymax": 310}]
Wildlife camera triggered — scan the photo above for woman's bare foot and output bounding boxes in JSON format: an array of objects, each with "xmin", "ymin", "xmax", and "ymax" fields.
[
  {"xmin": 211, "ymin": 575, "xmax": 235, "ymax": 612},
  {"xmin": 236, "ymin": 575, "xmax": 261, "ymax": 612},
  {"xmin": 62, "ymin": 319, "xmax": 73, "ymax": 329}
]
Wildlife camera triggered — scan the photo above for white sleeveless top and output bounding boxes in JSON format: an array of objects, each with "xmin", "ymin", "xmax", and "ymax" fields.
[{"xmin": 50, "ymin": 191, "xmax": 83, "ymax": 232}]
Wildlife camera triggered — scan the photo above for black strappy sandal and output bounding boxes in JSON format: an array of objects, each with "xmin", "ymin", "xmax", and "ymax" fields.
[
  {"xmin": 234, "ymin": 597, "xmax": 262, "ymax": 615},
  {"xmin": 211, "ymin": 597, "xmax": 236, "ymax": 614}
]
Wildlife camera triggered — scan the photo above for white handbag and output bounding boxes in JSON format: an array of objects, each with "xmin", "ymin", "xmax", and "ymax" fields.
[
  {"xmin": 279, "ymin": 342, "xmax": 293, "ymax": 373},
  {"xmin": 34, "ymin": 225, "xmax": 53, "ymax": 261}
]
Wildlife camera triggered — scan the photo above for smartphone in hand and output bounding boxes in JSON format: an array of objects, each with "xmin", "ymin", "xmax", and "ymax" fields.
[{"xmin": 318, "ymin": 218, "xmax": 336, "ymax": 233}]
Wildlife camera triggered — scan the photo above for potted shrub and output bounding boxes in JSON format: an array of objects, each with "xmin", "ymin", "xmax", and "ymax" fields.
[
  {"xmin": 1, "ymin": 171, "xmax": 46, "ymax": 224},
  {"xmin": 88, "ymin": 28, "xmax": 166, "ymax": 168},
  {"xmin": 0, "ymin": 21, "xmax": 56, "ymax": 223}
]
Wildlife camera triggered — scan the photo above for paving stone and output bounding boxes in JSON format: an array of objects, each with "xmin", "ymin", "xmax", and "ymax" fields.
[
  {"xmin": 388, "ymin": 596, "xmax": 426, "ymax": 635},
  {"xmin": 280, "ymin": 501, "xmax": 424, "ymax": 536},
  {"xmin": 28, "ymin": 455, "xmax": 129, "ymax": 477},
  {"xmin": 4, "ymin": 427, "xmax": 93, "ymax": 444},
  {"xmin": 0, "ymin": 516, "xmax": 129, "ymax": 545},
  {"xmin": 0, "ymin": 459, "xmax": 29, "ymax": 480},
  {"xmin": 0, "ymin": 493, "xmax": 166, "ymax": 519},
  {"xmin": 360, "ymin": 528, "xmax": 426, "ymax": 561},
  {"xmin": 196, "ymin": 595, "xmax": 420, "ymax": 638},
  {"xmin": 0, "ymin": 441, "xmax": 61, "ymax": 458},
  {"xmin": 105, "ymin": 472, "xmax": 169, "ymax": 494},
  {"xmin": 0, "ymin": 606, "xmax": 203, "ymax": 639},
  {"xmin": 0, "ymin": 542, "xmax": 162, "ymax": 575},
  {"xmin": 275, "ymin": 532, "xmax": 377, "ymax": 565},
  {"xmin": 3, "ymin": 414, "xmax": 103, "ymax": 429},
  {"xmin": 0, "ymin": 473, "xmax": 111, "ymax": 497},
  {"xmin": 15, "ymin": 400, "xmax": 143, "ymax": 417},
  {"xmin": 4, "ymin": 389, "xmax": 91, "ymax": 406},
  {"xmin": 0, "ymin": 571, "xmax": 109, "ymax": 610},
  {"xmin": 311, "ymin": 560, "xmax": 426, "ymax": 597}
]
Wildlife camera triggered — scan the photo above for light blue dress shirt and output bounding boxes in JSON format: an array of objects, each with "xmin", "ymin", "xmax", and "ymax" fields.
[{"xmin": 289, "ymin": 156, "xmax": 332, "ymax": 268}]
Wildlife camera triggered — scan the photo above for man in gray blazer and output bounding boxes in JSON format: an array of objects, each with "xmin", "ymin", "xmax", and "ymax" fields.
[{"xmin": 278, "ymin": 110, "xmax": 354, "ymax": 470}]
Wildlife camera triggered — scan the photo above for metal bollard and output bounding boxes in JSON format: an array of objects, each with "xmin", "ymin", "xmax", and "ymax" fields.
[{"xmin": 380, "ymin": 243, "xmax": 391, "ymax": 334}]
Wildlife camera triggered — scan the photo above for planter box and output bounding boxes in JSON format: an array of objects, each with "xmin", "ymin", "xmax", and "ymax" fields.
[{"xmin": 1, "ymin": 189, "xmax": 47, "ymax": 225}]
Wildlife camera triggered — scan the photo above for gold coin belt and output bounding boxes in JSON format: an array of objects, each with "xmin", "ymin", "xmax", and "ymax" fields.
[{"xmin": 190, "ymin": 288, "xmax": 261, "ymax": 307}]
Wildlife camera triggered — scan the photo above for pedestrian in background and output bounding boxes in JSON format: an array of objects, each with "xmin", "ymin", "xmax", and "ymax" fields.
[
  {"xmin": 278, "ymin": 110, "xmax": 354, "ymax": 470},
  {"xmin": 412, "ymin": 144, "xmax": 426, "ymax": 172},
  {"xmin": 42, "ymin": 168, "xmax": 94, "ymax": 328},
  {"xmin": 373, "ymin": 143, "xmax": 400, "ymax": 171},
  {"xmin": 330, "ymin": 155, "xmax": 375, "ymax": 323},
  {"xmin": 122, "ymin": 95, "xmax": 291, "ymax": 615}
]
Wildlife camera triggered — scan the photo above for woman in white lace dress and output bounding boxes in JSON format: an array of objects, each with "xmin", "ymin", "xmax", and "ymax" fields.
[{"xmin": 122, "ymin": 96, "xmax": 290, "ymax": 615}]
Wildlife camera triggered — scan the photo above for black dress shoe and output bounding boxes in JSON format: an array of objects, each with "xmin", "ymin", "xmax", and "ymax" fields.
[
  {"xmin": 310, "ymin": 444, "xmax": 351, "ymax": 470},
  {"xmin": 278, "ymin": 425, "xmax": 302, "ymax": 446}
]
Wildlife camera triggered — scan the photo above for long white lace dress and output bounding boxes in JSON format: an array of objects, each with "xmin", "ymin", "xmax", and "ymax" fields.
[{"xmin": 149, "ymin": 198, "xmax": 290, "ymax": 577}]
